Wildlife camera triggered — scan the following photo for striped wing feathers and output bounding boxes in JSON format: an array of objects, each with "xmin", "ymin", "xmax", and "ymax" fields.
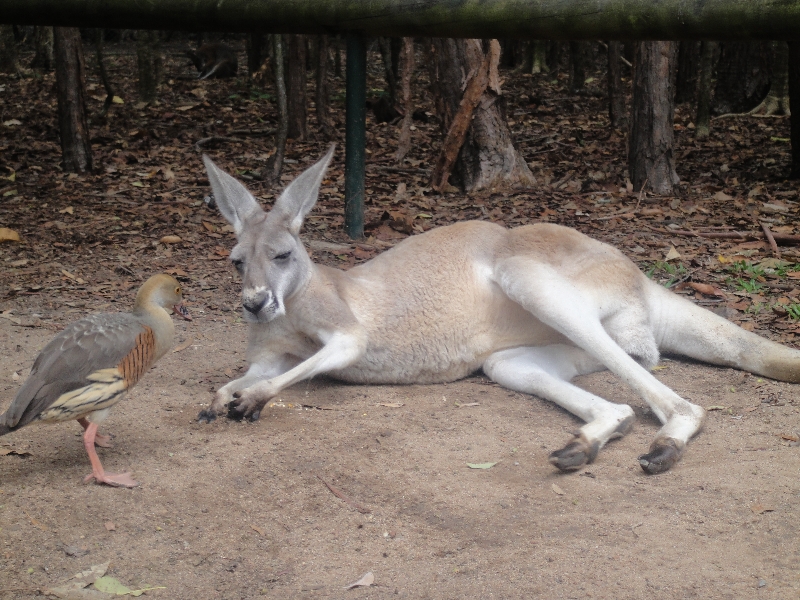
[{"xmin": 1, "ymin": 314, "xmax": 153, "ymax": 430}]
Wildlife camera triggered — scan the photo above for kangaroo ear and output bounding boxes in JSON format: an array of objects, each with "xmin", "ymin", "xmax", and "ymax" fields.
[
  {"xmin": 203, "ymin": 155, "xmax": 262, "ymax": 235},
  {"xmin": 272, "ymin": 144, "xmax": 336, "ymax": 236}
]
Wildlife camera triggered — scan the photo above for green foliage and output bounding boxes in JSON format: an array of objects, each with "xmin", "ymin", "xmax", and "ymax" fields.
[
  {"xmin": 644, "ymin": 261, "xmax": 687, "ymax": 287},
  {"xmin": 786, "ymin": 304, "xmax": 800, "ymax": 320},
  {"xmin": 733, "ymin": 278, "xmax": 765, "ymax": 293}
]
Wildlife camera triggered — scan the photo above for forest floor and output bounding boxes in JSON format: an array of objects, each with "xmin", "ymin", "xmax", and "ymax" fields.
[{"xmin": 0, "ymin": 40, "xmax": 799, "ymax": 599}]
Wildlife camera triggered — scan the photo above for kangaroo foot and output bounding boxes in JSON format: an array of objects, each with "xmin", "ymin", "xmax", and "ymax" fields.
[
  {"xmin": 197, "ymin": 409, "xmax": 218, "ymax": 424},
  {"xmin": 638, "ymin": 438, "xmax": 684, "ymax": 474},
  {"xmin": 549, "ymin": 435, "xmax": 600, "ymax": 471}
]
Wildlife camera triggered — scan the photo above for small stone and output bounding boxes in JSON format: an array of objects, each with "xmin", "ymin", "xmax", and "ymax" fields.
[{"xmin": 758, "ymin": 579, "xmax": 767, "ymax": 588}]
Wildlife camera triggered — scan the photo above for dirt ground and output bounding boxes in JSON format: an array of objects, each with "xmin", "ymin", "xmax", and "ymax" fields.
[
  {"xmin": 2, "ymin": 39, "xmax": 800, "ymax": 599},
  {"xmin": 1, "ymin": 310, "xmax": 799, "ymax": 599}
]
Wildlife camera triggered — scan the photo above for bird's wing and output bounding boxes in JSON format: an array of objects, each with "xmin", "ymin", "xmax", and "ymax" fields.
[{"xmin": 1, "ymin": 313, "xmax": 147, "ymax": 430}]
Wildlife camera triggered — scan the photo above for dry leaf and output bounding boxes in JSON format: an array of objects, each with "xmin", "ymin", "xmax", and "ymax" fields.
[
  {"xmin": 160, "ymin": 235, "xmax": 183, "ymax": 244},
  {"xmin": 551, "ymin": 483, "xmax": 565, "ymax": 495},
  {"xmin": 344, "ymin": 571, "xmax": 375, "ymax": 590},
  {"xmin": 467, "ymin": 462, "xmax": 498, "ymax": 469},
  {"xmin": 250, "ymin": 524, "xmax": 266, "ymax": 536},
  {"xmin": 112, "ymin": 96, "xmax": 124, "ymax": 104},
  {"xmin": 377, "ymin": 402, "xmax": 404, "ymax": 408},
  {"xmin": 202, "ymin": 221, "xmax": 216, "ymax": 232},
  {"xmin": 3, "ymin": 118, "xmax": 22, "ymax": 126},
  {"xmin": 686, "ymin": 282, "xmax": 725, "ymax": 297},
  {"xmin": 455, "ymin": 402, "xmax": 480, "ymax": 408},
  {"xmin": 59, "ymin": 206, "xmax": 75, "ymax": 215},
  {"xmin": 779, "ymin": 433, "xmax": 799, "ymax": 442},
  {"xmin": 104, "ymin": 521, "xmax": 116, "ymax": 531},
  {"xmin": 664, "ymin": 246, "xmax": 681, "ymax": 261},
  {"xmin": 0, "ymin": 227, "xmax": 21, "ymax": 242},
  {"xmin": 712, "ymin": 191, "xmax": 733, "ymax": 201}
]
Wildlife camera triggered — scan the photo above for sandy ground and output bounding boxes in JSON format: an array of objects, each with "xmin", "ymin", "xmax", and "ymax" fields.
[{"xmin": 1, "ymin": 313, "xmax": 799, "ymax": 599}]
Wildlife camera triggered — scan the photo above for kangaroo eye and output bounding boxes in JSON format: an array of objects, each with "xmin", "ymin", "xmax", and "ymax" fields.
[
  {"xmin": 230, "ymin": 257, "xmax": 244, "ymax": 271},
  {"xmin": 274, "ymin": 251, "xmax": 292, "ymax": 261}
]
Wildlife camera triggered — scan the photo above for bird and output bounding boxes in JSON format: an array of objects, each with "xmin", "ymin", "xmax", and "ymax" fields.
[{"xmin": 0, "ymin": 273, "xmax": 191, "ymax": 488}]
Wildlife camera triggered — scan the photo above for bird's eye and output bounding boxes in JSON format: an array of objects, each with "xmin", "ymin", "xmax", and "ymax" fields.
[{"xmin": 274, "ymin": 251, "xmax": 292, "ymax": 260}]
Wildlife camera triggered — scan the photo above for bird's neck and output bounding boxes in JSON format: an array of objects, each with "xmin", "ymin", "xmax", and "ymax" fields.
[{"xmin": 132, "ymin": 303, "xmax": 175, "ymax": 359}]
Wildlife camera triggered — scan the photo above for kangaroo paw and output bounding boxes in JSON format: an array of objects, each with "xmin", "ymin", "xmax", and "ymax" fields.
[
  {"xmin": 226, "ymin": 397, "xmax": 264, "ymax": 422},
  {"xmin": 548, "ymin": 435, "xmax": 600, "ymax": 471},
  {"xmin": 638, "ymin": 438, "xmax": 684, "ymax": 474}
]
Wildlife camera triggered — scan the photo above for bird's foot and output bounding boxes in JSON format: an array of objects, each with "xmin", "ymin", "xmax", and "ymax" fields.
[{"xmin": 84, "ymin": 471, "xmax": 139, "ymax": 488}]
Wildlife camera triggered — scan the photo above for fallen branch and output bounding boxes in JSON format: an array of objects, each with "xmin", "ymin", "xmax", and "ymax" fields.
[
  {"xmin": 761, "ymin": 222, "xmax": 781, "ymax": 258},
  {"xmin": 315, "ymin": 474, "xmax": 371, "ymax": 514}
]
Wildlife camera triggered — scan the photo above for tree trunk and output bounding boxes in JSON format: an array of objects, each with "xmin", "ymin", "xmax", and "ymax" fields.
[
  {"xmin": 286, "ymin": 34, "xmax": 307, "ymax": 141},
  {"xmin": 30, "ymin": 26, "xmax": 54, "ymax": 71},
  {"xmin": 315, "ymin": 34, "xmax": 334, "ymax": 140},
  {"xmin": 569, "ymin": 41, "xmax": 588, "ymax": 93},
  {"xmin": 378, "ymin": 37, "xmax": 399, "ymax": 105},
  {"xmin": 136, "ymin": 30, "xmax": 162, "ymax": 104},
  {"xmin": 749, "ymin": 41, "xmax": 790, "ymax": 116},
  {"xmin": 530, "ymin": 40, "xmax": 547, "ymax": 74},
  {"xmin": 629, "ymin": 41, "xmax": 679, "ymax": 195},
  {"xmin": 695, "ymin": 41, "xmax": 716, "ymax": 140},
  {"xmin": 266, "ymin": 34, "xmax": 288, "ymax": 182},
  {"xmin": 395, "ymin": 37, "xmax": 415, "ymax": 163},
  {"xmin": 788, "ymin": 42, "xmax": 800, "ymax": 178},
  {"xmin": 607, "ymin": 41, "xmax": 626, "ymax": 130},
  {"xmin": 0, "ymin": 25, "xmax": 18, "ymax": 74},
  {"xmin": 247, "ymin": 33, "xmax": 267, "ymax": 77},
  {"xmin": 675, "ymin": 41, "xmax": 700, "ymax": 104},
  {"xmin": 713, "ymin": 42, "xmax": 771, "ymax": 115},
  {"xmin": 428, "ymin": 38, "xmax": 534, "ymax": 192},
  {"xmin": 54, "ymin": 27, "xmax": 92, "ymax": 173}
]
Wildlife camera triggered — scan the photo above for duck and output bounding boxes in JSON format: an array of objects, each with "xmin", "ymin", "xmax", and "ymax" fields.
[{"xmin": 0, "ymin": 273, "xmax": 191, "ymax": 487}]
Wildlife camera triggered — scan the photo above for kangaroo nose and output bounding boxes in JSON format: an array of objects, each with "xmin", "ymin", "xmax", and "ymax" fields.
[{"xmin": 242, "ymin": 292, "xmax": 267, "ymax": 314}]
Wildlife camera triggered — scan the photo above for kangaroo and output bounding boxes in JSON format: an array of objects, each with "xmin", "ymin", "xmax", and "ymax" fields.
[
  {"xmin": 197, "ymin": 146, "xmax": 800, "ymax": 474},
  {"xmin": 186, "ymin": 43, "xmax": 238, "ymax": 80}
]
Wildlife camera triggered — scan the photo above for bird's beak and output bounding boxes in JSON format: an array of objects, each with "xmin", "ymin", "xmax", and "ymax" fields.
[{"xmin": 174, "ymin": 303, "xmax": 192, "ymax": 321}]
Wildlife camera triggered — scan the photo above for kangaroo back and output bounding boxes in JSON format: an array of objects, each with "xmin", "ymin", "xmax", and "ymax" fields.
[{"xmin": 649, "ymin": 281, "xmax": 800, "ymax": 382}]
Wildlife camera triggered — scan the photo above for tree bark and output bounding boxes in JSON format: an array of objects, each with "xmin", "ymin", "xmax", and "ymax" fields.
[
  {"xmin": 315, "ymin": 34, "xmax": 334, "ymax": 140},
  {"xmin": 395, "ymin": 37, "xmax": 415, "ymax": 163},
  {"xmin": 695, "ymin": 41, "xmax": 715, "ymax": 140},
  {"xmin": 713, "ymin": 42, "xmax": 771, "ymax": 115},
  {"xmin": 30, "ymin": 26, "xmax": 54, "ymax": 71},
  {"xmin": 607, "ymin": 41, "xmax": 626, "ymax": 129},
  {"xmin": 788, "ymin": 42, "xmax": 800, "ymax": 178},
  {"xmin": 136, "ymin": 30, "xmax": 162, "ymax": 104},
  {"xmin": 428, "ymin": 38, "xmax": 534, "ymax": 192},
  {"xmin": 54, "ymin": 27, "xmax": 92, "ymax": 173},
  {"xmin": 266, "ymin": 34, "xmax": 288, "ymax": 182},
  {"xmin": 247, "ymin": 33, "xmax": 266, "ymax": 77},
  {"xmin": 568, "ymin": 41, "xmax": 588, "ymax": 93},
  {"xmin": 629, "ymin": 41, "xmax": 678, "ymax": 195},
  {"xmin": 749, "ymin": 41, "xmax": 790, "ymax": 116},
  {"xmin": 286, "ymin": 34, "xmax": 307, "ymax": 141},
  {"xmin": 675, "ymin": 41, "xmax": 700, "ymax": 104},
  {"xmin": 530, "ymin": 40, "xmax": 547, "ymax": 74},
  {"xmin": 0, "ymin": 25, "xmax": 18, "ymax": 74}
]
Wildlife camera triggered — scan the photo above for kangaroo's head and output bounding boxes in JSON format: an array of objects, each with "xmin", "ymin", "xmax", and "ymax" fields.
[{"xmin": 203, "ymin": 145, "xmax": 335, "ymax": 323}]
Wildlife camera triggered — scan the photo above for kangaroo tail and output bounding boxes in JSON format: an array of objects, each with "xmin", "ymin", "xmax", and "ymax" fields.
[{"xmin": 648, "ymin": 282, "xmax": 800, "ymax": 383}]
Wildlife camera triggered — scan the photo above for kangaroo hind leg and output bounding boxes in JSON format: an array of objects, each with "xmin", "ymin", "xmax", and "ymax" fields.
[
  {"xmin": 494, "ymin": 258, "xmax": 705, "ymax": 473},
  {"xmin": 484, "ymin": 345, "xmax": 635, "ymax": 471}
]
